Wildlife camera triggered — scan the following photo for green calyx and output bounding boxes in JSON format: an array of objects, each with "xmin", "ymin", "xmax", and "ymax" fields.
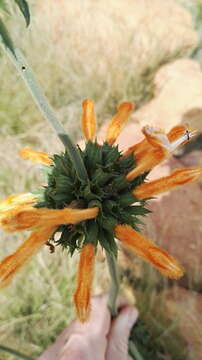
[{"xmin": 35, "ymin": 141, "xmax": 150, "ymax": 256}]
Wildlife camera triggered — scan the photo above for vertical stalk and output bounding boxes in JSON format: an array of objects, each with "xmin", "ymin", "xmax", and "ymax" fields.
[
  {"xmin": 105, "ymin": 251, "xmax": 120, "ymax": 317},
  {"xmin": 0, "ymin": 45, "xmax": 88, "ymax": 181},
  {"xmin": 105, "ymin": 252, "xmax": 143, "ymax": 360}
]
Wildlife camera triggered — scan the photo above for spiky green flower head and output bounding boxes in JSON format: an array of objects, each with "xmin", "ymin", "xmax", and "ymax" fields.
[{"xmin": 36, "ymin": 140, "xmax": 150, "ymax": 256}]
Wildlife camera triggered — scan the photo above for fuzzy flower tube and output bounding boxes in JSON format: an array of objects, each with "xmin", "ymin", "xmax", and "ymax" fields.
[{"xmin": 0, "ymin": 99, "xmax": 202, "ymax": 322}]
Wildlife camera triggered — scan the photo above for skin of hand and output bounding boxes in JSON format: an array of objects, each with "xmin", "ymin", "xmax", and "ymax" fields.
[{"xmin": 38, "ymin": 294, "xmax": 138, "ymax": 360}]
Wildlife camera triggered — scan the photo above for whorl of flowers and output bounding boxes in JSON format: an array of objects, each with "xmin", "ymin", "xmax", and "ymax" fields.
[{"xmin": 0, "ymin": 99, "xmax": 201, "ymax": 322}]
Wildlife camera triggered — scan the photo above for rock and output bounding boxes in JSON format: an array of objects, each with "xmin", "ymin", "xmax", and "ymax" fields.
[
  {"xmin": 143, "ymin": 156, "xmax": 202, "ymax": 290},
  {"xmin": 133, "ymin": 59, "xmax": 202, "ymax": 132},
  {"xmin": 177, "ymin": 150, "xmax": 202, "ymax": 167},
  {"xmin": 166, "ymin": 287, "xmax": 202, "ymax": 359}
]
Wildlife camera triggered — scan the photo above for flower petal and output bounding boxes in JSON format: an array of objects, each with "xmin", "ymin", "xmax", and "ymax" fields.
[
  {"xmin": 0, "ymin": 193, "xmax": 37, "ymax": 222},
  {"xmin": 123, "ymin": 125, "xmax": 196, "ymax": 159},
  {"xmin": 123, "ymin": 138, "xmax": 147, "ymax": 158},
  {"xmin": 74, "ymin": 243, "xmax": 95, "ymax": 322},
  {"xmin": 167, "ymin": 125, "xmax": 197, "ymax": 142},
  {"xmin": 126, "ymin": 125, "xmax": 195, "ymax": 181},
  {"xmin": 82, "ymin": 99, "xmax": 96, "ymax": 141},
  {"xmin": 115, "ymin": 224, "xmax": 184, "ymax": 279},
  {"xmin": 1, "ymin": 207, "xmax": 99, "ymax": 232},
  {"xmin": 0, "ymin": 226, "xmax": 56, "ymax": 288},
  {"xmin": 19, "ymin": 147, "xmax": 52, "ymax": 165},
  {"xmin": 106, "ymin": 102, "xmax": 134, "ymax": 145},
  {"xmin": 126, "ymin": 146, "xmax": 166, "ymax": 180},
  {"xmin": 133, "ymin": 167, "xmax": 202, "ymax": 199}
]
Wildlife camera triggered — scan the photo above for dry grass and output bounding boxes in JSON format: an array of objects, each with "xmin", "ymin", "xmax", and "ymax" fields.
[
  {"xmin": 1, "ymin": 0, "xmax": 195, "ymax": 137},
  {"xmin": 0, "ymin": 132, "xmax": 78, "ymax": 358}
]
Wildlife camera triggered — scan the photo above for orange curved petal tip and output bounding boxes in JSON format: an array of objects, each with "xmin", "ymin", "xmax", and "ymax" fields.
[
  {"xmin": 168, "ymin": 125, "xmax": 197, "ymax": 143},
  {"xmin": 74, "ymin": 243, "xmax": 95, "ymax": 322},
  {"xmin": 115, "ymin": 224, "xmax": 184, "ymax": 279},
  {"xmin": 0, "ymin": 193, "xmax": 36, "ymax": 211},
  {"xmin": 0, "ymin": 193, "xmax": 37, "ymax": 223},
  {"xmin": 82, "ymin": 99, "xmax": 96, "ymax": 141},
  {"xmin": 19, "ymin": 147, "xmax": 52, "ymax": 165},
  {"xmin": 106, "ymin": 101, "xmax": 134, "ymax": 145}
]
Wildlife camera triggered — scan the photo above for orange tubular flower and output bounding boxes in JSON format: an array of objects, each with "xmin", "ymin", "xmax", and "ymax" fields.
[
  {"xmin": 0, "ymin": 226, "xmax": 56, "ymax": 288},
  {"xmin": 0, "ymin": 98, "xmax": 201, "ymax": 322},
  {"xmin": 19, "ymin": 147, "xmax": 52, "ymax": 165},
  {"xmin": 115, "ymin": 225, "xmax": 184, "ymax": 279},
  {"xmin": 123, "ymin": 125, "xmax": 193, "ymax": 158},
  {"xmin": 106, "ymin": 102, "xmax": 134, "ymax": 145},
  {"xmin": 82, "ymin": 99, "xmax": 96, "ymax": 141},
  {"xmin": 74, "ymin": 243, "xmax": 95, "ymax": 322},
  {"xmin": 133, "ymin": 167, "xmax": 202, "ymax": 200},
  {"xmin": 126, "ymin": 125, "xmax": 196, "ymax": 180},
  {"xmin": 1, "ymin": 206, "xmax": 99, "ymax": 232}
]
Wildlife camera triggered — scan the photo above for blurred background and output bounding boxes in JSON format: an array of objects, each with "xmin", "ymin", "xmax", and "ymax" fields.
[{"xmin": 0, "ymin": 0, "xmax": 202, "ymax": 358}]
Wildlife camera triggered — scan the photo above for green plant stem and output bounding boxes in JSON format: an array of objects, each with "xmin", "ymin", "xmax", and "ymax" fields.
[
  {"xmin": 0, "ymin": 45, "xmax": 88, "ymax": 181},
  {"xmin": 105, "ymin": 251, "xmax": 120, "ymax": 317},
  {"xmin": 105, "ymin": 253, "xmax": 144, "ymax": 360},
  {"xmin": 0, "ymin": 345, "xmax": 34, "ymax": 360},
  {"xmin": 58, "ymin": 133, "xmax": 88, "ymax": 181},
  {"xmin": 128, "ymin": 341, "xmax": 145, "ymax": 360}
]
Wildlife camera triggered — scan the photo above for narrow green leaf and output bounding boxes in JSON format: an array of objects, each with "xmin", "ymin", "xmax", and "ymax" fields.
[
  {"xmin": 127, "ymin": 206, "xmax": 151, "ymax": 216},
  {"xmin": 0, "ymin": 344, "xmax": 33, "ymax": 360},
  {"xmin": 101, "ymin": 215, "xmax": 118, "ymax": 231},
  {"xmin": 99, "ymin": 229, "xmax": 118, "ymax": 256},
  {"xmin": 14, "ymin": 0, "xmax": 30, "ymax": 26},
  {"xmin": 84, "ymin": 220, "xmax": 99, "ymax": 246},
  {"xmin": 0, "ymin": 18, "xmax": 15, "ymax": 55},
  {"xmin": 128, "ymin": 340, "xmax": 144, "ymax": 360}
]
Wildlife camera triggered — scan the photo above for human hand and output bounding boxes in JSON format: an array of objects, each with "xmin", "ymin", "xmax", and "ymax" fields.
[{"xmin": 38, "ymin": 293, "xmax": 138, "ymax": 360}]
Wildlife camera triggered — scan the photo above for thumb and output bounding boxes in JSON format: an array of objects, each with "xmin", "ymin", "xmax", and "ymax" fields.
[{"xmin": 106, "ymin": 306, "xmax": 138, "ymax": 360}]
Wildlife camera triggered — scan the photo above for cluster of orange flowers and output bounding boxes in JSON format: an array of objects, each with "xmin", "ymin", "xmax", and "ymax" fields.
[{"xmin": 0, "ymin": 100, "xmax": 201, "ymax": 321}]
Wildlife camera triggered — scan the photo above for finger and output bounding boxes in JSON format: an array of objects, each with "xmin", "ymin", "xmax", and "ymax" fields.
[
  {"xmin": 87, "ymin": 293, "xmax": 111, "ymax": 333},
  {"xmin": 37, "ymin": 327, "xmax": 69, "ymax": 360},
  {"xmin": 106, "ymin": 306, "xmax": 138, "ymax": 360},
  {"xmin": 47, "ymin": 294, "xmax": 111, "ymax": 360},
  {"xmin": 84, "ymin": 293, "xmax": 133, "ymax": 335},
  {"xmin": 59, "ymin": 335, "xmax": 90, "ymax": 360},
  {"xmin": 62, "ymin": 295, "xmax": 111, "ymax": 360}
]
